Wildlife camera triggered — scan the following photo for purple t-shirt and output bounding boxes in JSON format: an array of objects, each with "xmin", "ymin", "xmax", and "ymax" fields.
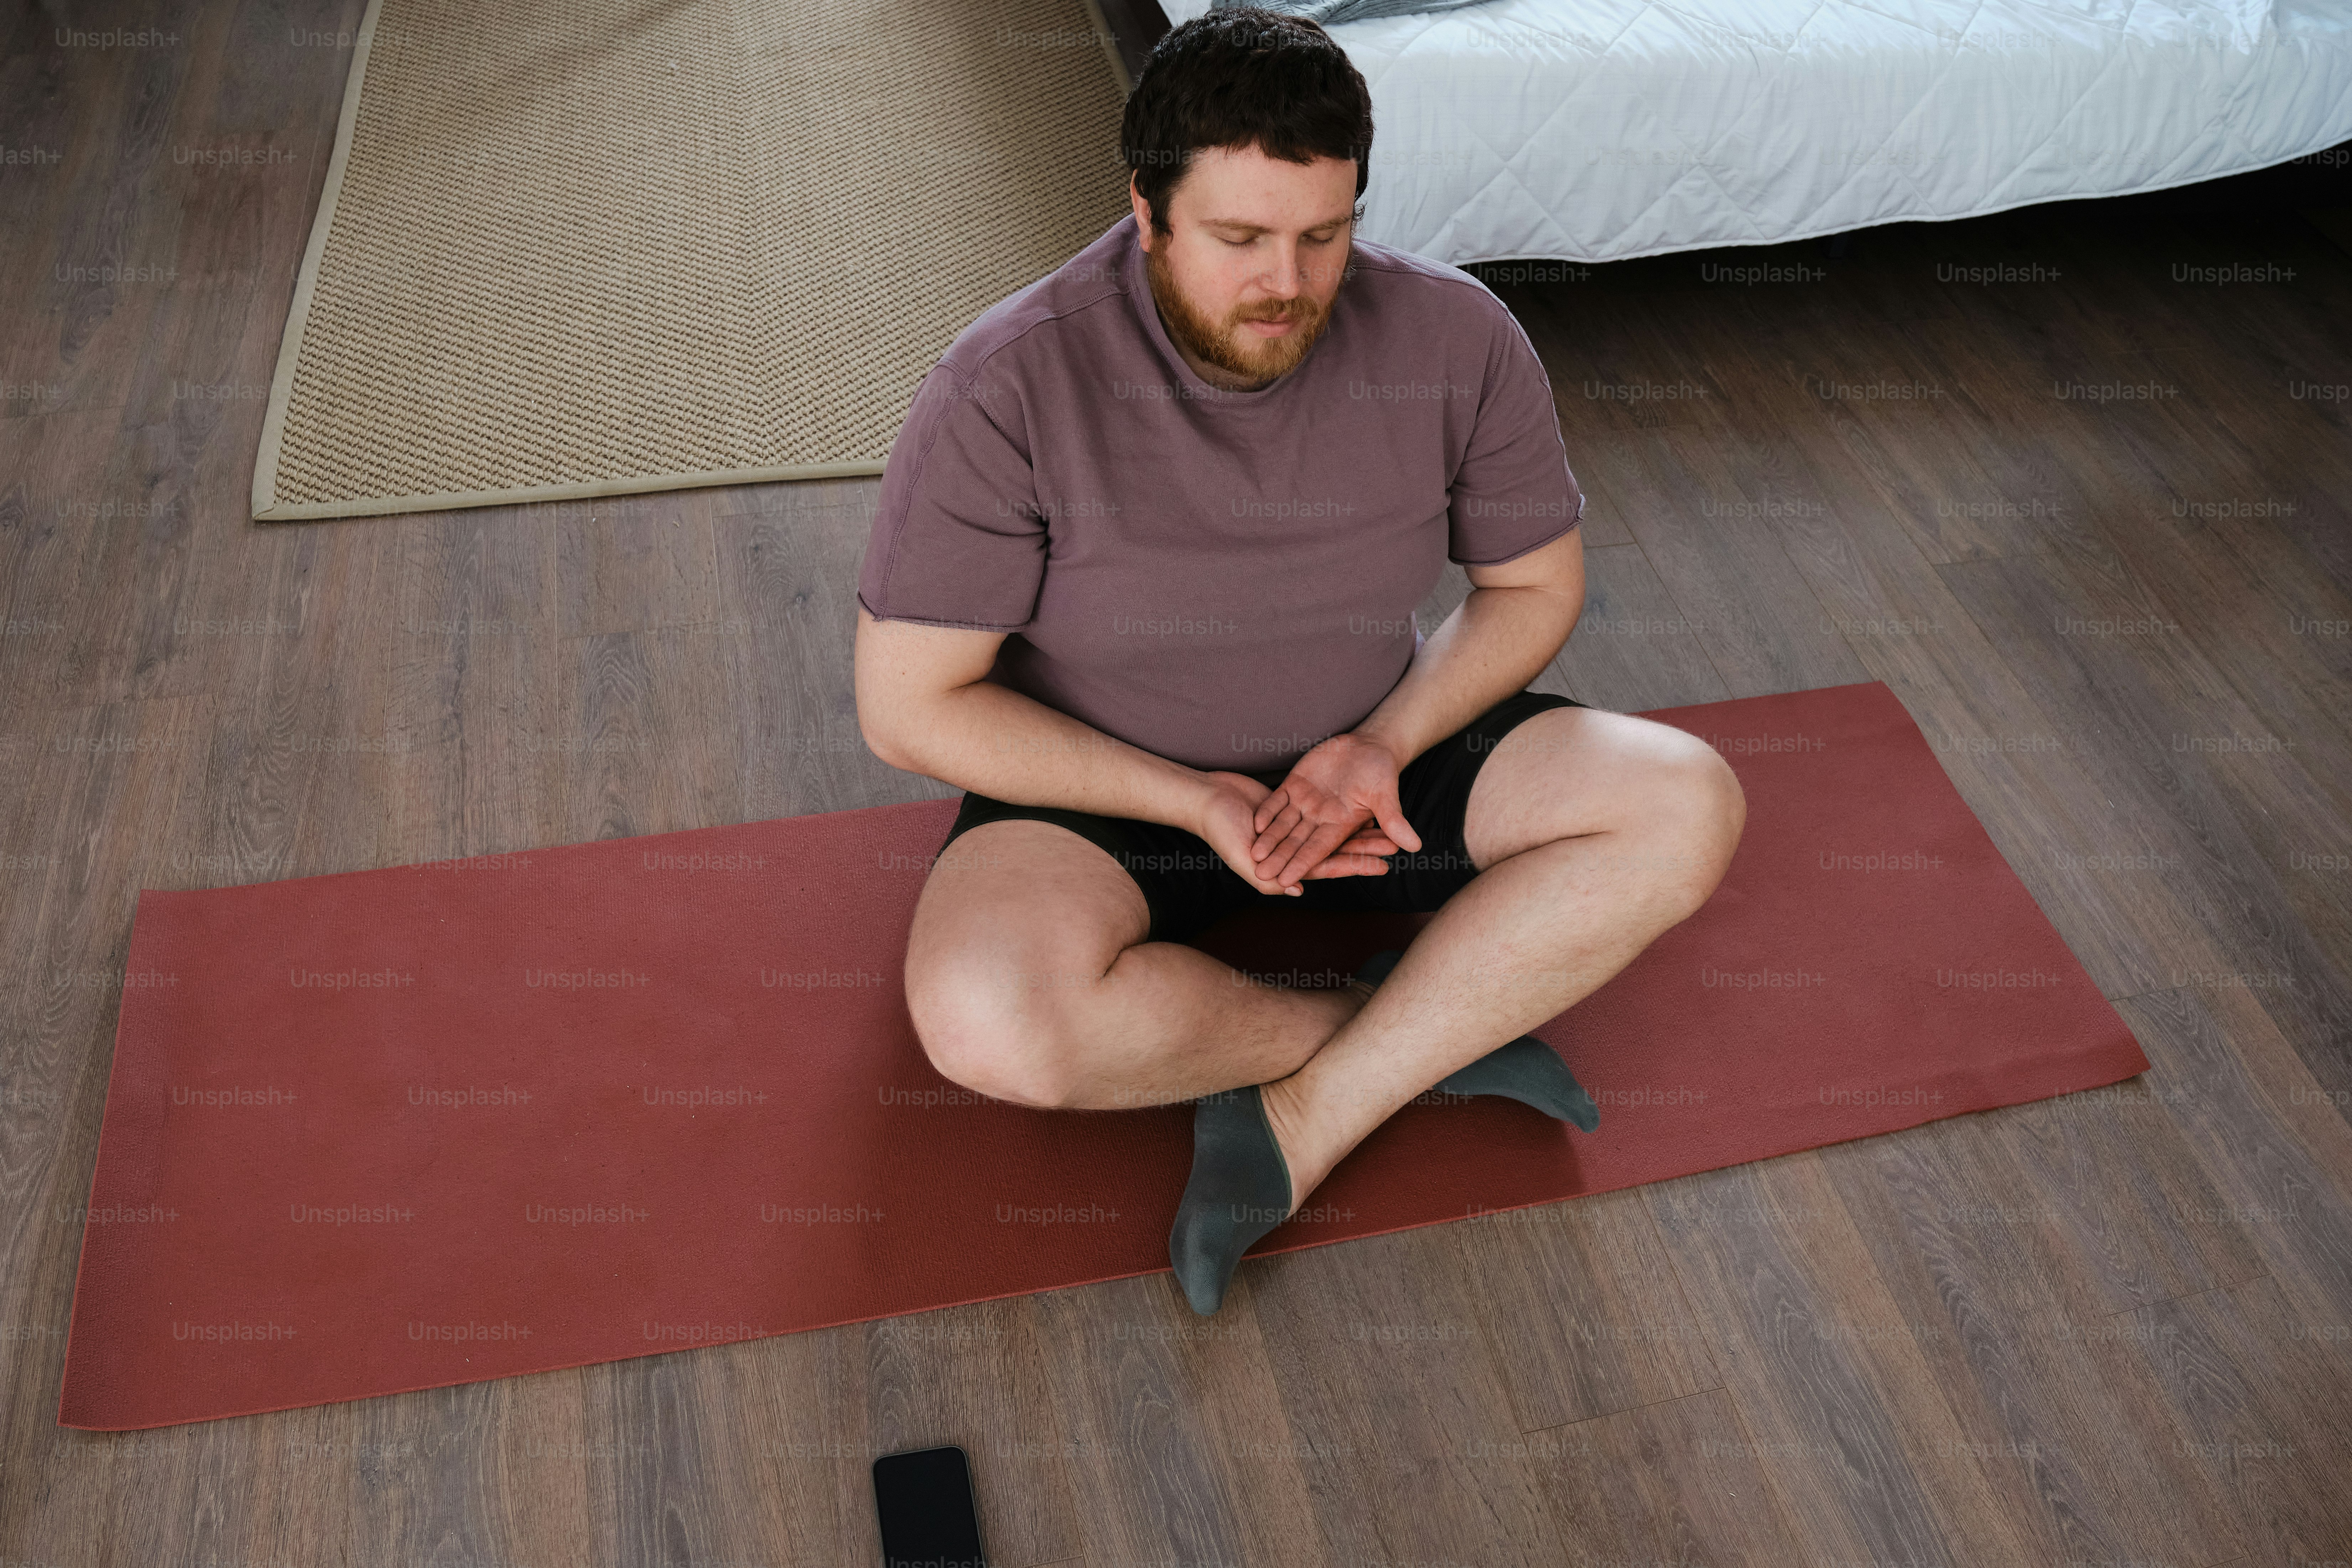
[{"xmin": 856, "ymin": 212, "xmax": 1583, "ymax": 773}]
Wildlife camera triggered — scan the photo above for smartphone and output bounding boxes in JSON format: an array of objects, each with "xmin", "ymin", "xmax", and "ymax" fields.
[{"xmin": 872, "ymin": 1444, "xmax": 987, "ymax": 1568}]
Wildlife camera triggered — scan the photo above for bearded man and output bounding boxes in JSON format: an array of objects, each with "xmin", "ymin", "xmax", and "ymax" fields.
[{"xmin": 854, "ymin": 6, "xmax": 1745, "ymax": 1314}]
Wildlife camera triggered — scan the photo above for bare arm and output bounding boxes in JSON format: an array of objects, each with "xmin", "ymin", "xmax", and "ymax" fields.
[
  {"xmin": 854, "ymin": 605, "xmax": 1210, "ymax": 826},
  {"xmin": 1356, "ymin": 523, "xmax": 1586, "ymax": 769},
  {"xmin": 853, "ymin": 607, "xmax": 1393, "ymax": 894}
]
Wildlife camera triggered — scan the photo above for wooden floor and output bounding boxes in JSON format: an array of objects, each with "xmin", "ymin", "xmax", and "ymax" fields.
[{"xmin": 6, "ymin": 1, "xmax": 2352, "ymax": 1564}]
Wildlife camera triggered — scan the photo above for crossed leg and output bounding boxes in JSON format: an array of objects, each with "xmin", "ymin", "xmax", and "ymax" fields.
[{"xmin": 903, "ymin": 705, "xmax": 1746, "ymax": 1212}]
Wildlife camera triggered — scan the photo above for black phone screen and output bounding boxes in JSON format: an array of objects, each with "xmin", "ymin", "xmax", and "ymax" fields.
[{"xmin": 872, "ymin": 1444, "xmax": 986, "ymax": 1568}]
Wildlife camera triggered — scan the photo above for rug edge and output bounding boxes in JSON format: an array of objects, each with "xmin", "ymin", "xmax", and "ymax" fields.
[
  {"xmin": 253, "ymin": 459, "xmax": 891, "ymax": 523},
  {"xmin": 1074, "ymin": 0, "xmax": 1134, "ymax": 96},
  {"xmin": 252, "ymin": 0, "xmax": 388, "ymax": 522}
]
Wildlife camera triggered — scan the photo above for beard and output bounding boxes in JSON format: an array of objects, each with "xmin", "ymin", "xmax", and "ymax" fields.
[{"xmin": 1144, "ymin": 235, "xmax": 1340, "ymax": 388}]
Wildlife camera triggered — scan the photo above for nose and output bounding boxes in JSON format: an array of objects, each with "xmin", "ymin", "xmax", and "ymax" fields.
[{"xmin": 1255, "ymin": 239, "xmax": 1305, "ymax": 301}]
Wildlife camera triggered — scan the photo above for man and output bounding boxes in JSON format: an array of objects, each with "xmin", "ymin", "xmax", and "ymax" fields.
[{"xmin": 854, "ymin": 8, "xmax": 1745, "ymax": 1313}]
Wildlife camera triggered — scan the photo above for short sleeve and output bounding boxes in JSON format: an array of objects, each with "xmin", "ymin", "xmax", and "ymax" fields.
[
  {"xmin": 857, "ymin": 360, "xmax": 1045, "ymax": 630},
  {"xmin": 1446, "ymin": 302, "xmax": 1585, "ymax": 566}
]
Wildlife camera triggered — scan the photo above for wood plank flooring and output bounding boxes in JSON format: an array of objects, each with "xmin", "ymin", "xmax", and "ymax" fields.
[{"xmin": 4, "ymin": 1, "xmax": 2350, "ymax": 1563}]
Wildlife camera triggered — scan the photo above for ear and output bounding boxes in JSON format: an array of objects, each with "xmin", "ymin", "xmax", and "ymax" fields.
[{"xmin": 1129, "ymin": 171, "xmax": 1154, "ymax": 250}]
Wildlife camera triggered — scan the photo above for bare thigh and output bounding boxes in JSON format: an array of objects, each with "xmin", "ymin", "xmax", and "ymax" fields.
[{"xmin": 902, "ymin": 819, "xmax": 1152, "ymax": 1100}]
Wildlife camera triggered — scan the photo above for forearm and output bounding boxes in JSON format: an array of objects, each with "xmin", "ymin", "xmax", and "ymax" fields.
[
  {"xmin": 867, "ymin": 677, "xmax": 1213, "ymax": 830},
  {"xmin": 1353, "ymin": 583, "xmax": 1582, "ymax": 769}
]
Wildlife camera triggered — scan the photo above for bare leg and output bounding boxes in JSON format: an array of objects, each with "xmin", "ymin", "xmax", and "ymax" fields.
[
  {"xmin": 1258, "ymin": 707, "xmax": 1744, "ymax": 1208},
  {"xmin": 905, "ymin": 706, "xmax": 1743, "ymax": 1211},
  {"xmin": 904, "ymin": 820, "xmax": 1373, "ymax": 1110}
]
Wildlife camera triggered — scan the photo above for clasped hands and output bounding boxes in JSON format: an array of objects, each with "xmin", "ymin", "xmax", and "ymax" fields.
[{"xmin": 1192, "ymin": 731, "xmax": 1424, "ymax": 897}]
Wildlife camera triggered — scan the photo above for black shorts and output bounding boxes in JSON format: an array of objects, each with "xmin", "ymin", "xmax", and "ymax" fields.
[{"xmin": 936, "ymin": 690, "xmax": 1584, "ymax": 945}]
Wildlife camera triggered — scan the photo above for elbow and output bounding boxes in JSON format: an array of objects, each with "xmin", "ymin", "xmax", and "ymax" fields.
[
  {"xmin": 859, "ymin": 712, "xmax": 913, "ymax": 772},
  {"xmin": 1545, "ymin": 584, "xmax": 1584, "ymax": 659},
  {"xmin": 1560, "ymin": 574, "xmax": 1587, "ymax": 638},
  {"xmin": 852, "ymin": 672, "xmax": 912, "ymax": 770},
  {"xmin": 852, "ymin": 651, "xmax": 911, "ymax": 774}
]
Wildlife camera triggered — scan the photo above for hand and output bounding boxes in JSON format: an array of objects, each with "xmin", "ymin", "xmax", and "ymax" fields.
[
  {"xmin": 1192, "ymin": 771, "xmax": 1394, "ymax": 896},
  {"xmin": 1249, "ymin": 732, "xmax": 1424, "ymax": 888}
]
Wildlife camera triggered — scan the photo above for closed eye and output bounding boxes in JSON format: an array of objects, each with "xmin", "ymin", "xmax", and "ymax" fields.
[{"xmin": 1220, "ymin": 232, "xmax": 1342, "ymax": 247}]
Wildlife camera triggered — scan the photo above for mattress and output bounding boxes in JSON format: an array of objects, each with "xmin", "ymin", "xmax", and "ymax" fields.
[{"xmin": 1161, "ymin": 0, "xmax": 2352, "ymax": 263}]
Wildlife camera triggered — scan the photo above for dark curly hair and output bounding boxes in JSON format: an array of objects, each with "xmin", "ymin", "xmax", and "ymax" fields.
[{"xmin": 1120, "ymin": 6, "xmax": 1377, "ymax": 237}]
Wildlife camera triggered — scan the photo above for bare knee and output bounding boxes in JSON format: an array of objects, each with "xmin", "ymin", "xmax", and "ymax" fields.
[
  {"xmin": 898, "ymin": 819, "xmax": 1149, "ymax": 1108},
  {"xmin": 1636, "ymin": 732, "xmax": 1746, "ymax": 912},
  {"xmin": 906, "ymin": 944, "xmax": 1092, "ymax": 1108}
]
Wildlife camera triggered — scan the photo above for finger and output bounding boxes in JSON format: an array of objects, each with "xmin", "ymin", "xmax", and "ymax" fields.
[
  {"xmin": 1225, "ymin": 838, "xmax": 1303, "ymax": 897},
  {"xmin": 1371, "ymin": 796, "xmax": 1423, "ymax": 854},
  {"xmin": 1258, "ymin": 809, "xmax": 1335, "ymax": 884},
  {"xmin": 1253, "ymin": 870, "xmax": 1304, "ymax": 897},
  {"xmin": 1304, "ymin": 852, "xmax": 1391, "ymax": 880},
  {"xmin": 1336, "ymin": 830, "xmax": 1399, "ymax": 856},
  {"xmin": 1289, "ymin": 807, "xmax": 1380, "ymax": 873},
  {"xmin": 1252, "ymin": 806, "xmax": 1306, "ymax": 863},
  {"xmin": 1255, "ymin": 803, "xmax": 1318, "ymax": 865},
  {"xmin": 1252, "ymin": 787, "xmax": 1290, "ymax": 836},
  {"xmin": 1250, "ymin": 803, "xmax": 1304, "ymax": 861},
  {"xmin": 1275, "ymin": 820, "xmax": 1363, "ymax": 888}
]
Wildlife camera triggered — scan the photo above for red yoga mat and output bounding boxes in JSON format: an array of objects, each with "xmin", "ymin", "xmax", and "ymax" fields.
[{"xmin": 60, "ymin": 681, "xmax": 2146, "ymax": 1429}]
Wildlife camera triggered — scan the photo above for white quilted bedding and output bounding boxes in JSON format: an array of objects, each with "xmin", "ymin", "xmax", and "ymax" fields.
[{"xmin": 1159, "ymin": 0, "xmax": 2352, "ymax": 262}]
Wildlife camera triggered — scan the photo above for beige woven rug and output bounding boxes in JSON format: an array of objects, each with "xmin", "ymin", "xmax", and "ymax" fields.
[{"xmin": 254, "ymin": 0, "xmax": 1132, "ymax": 520}]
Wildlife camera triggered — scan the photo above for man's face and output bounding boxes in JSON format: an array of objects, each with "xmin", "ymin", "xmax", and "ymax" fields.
[{"xmin": 1132, "ymin": 144, "xmax": 1357, "ymax": 388}]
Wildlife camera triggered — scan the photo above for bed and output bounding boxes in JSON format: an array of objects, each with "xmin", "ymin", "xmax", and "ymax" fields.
[{"xmin": 1155, "ymin": 0, "xmax": 2352, "ymax": 264}]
